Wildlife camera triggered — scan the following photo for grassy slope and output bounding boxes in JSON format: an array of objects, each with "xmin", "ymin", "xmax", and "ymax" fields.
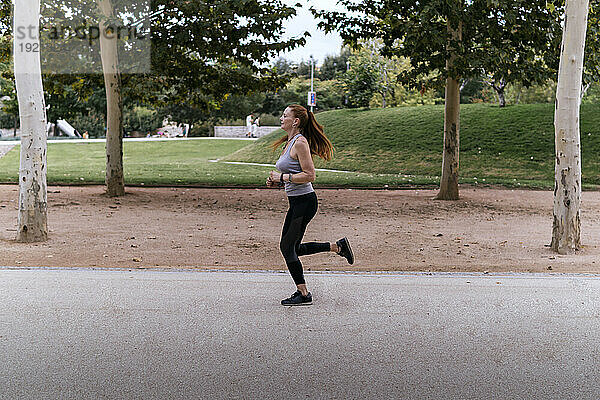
[{"xmin": 224, "ymin": 103, "xmax": 600, "ymax": 188}]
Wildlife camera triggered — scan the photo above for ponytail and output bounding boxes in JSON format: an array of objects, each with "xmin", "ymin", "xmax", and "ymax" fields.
[
  {"xmin": 271, "ymin": 105, "xmax": 334, "ymax": 161},
  {"xmin": 305, "ymin": 110, "xmax": 333, "ymax": 161}
]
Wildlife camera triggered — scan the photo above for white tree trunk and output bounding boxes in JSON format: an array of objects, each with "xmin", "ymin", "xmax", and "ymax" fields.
[
  {"xmin": 98, "ymin": 0, "xmax": 125, "ymax": 197},
  {"xmin": 436, "ymin": 20, "xmax": 462, "ymax": 201},
  {"xmin": 14, "ymin": 0, "xmax": 48, "ymax": 242},
  {"xmin": 552, "ymin": 0, "xmax": 589, "ymax": 254}
]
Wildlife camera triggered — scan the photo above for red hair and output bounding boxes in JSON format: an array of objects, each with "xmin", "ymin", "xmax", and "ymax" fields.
[{"xmin": 271, "ymin": 104, "xmax": 334, "ymax": 161}]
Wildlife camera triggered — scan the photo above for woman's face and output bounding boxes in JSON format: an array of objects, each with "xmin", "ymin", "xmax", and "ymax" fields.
[{"xmin": 280, "ymin": 107, "xmax": 297, "ymax": 132}]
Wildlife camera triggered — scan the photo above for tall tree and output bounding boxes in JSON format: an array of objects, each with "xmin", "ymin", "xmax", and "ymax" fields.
[
  {"xmin": 551, "ymin": 0, "xmax": 590, "ymax": 254},
  {"xmin": 14, "ymin": 0, "xmax": 48, "ymax": 242},
  {"xmin": 272, "ymin": 58, "xmax": 297, "ymax": 76},
  {"xmin": 97, "ymin": 0, "xmax": 125, "ymax": 196},
  {"xmin": 439, "ymin": 17, "xmax": 462, "ymax": 200},
  {"xmin": 346, "ymin": 41, "xmax": 400, "ymax": 108},
  {"xmin": 319, "ymin": 49, "xmax": 351, "ymax": 81},
  {"xmin": 34, "ymin": 0, "xmax": 139, "ymax": 196},
  {"xmin": 343, "ymin": 55, "xmax": 380, "ymax": 108},
  {"xmin": 34, "ymin": 0, "xmax": 306, "ymax": 196},
  {"xmin": 314, "ymin": 0, "xmax": 563, "ymax": 200},
  {"xmin": 476, "ymin": 1, "xmax": 563, "ymax": 107},
  {"xmin": 149, "ymin": 0, "xmax": 307, "ymax": 108}
]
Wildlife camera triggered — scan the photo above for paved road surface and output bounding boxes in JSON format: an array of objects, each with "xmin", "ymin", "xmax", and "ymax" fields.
[{"xmin": 1, "ymin": 268, "xmax": 599, "ymax": 399}]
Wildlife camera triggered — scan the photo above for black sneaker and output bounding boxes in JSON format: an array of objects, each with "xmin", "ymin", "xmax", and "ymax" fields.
[
  {"xmin": 281, "ymin": 291, "xmax": 313, "ymax": 306},
  {"xmin": 336, "ymin": 237, "xmax": 354, "ymax": 265}
]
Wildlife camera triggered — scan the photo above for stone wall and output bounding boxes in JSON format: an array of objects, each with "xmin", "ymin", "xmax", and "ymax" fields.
[{"xmin": 213, "ymin": 126, "xmax": 281, "ymax": 138}]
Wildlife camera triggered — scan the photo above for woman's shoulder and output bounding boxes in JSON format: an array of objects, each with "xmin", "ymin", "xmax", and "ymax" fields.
[
  {"xmin": 292, "ymin": 135, "xmax": 309, "ymax": 150},
  {"xmin": 295, "ymin": 135, "xmax": 309, "ymax": 145},
  {"xmin": 290, "ymin": 135, "xmax": 309, "ymax": 158}
]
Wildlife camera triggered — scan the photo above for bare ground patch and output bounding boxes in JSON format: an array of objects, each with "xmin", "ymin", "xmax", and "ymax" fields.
[{"xmin": 1, "ymin": 185, "xmax": 599, "ymax": 273}]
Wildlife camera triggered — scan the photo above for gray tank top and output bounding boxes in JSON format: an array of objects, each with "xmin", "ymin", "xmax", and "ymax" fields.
[{"xmin": 275, "ymin": 134, "xmax": 314, "ymax": 196}]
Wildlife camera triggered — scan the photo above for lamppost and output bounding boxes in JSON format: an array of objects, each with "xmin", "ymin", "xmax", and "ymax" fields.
[
  {"xmin": 345, "ymin": 60, "xmax": 350, "ymax": 105},
  {"xmin": 309, "ymin": 55, "xmax": 315, "ymax": 112}
]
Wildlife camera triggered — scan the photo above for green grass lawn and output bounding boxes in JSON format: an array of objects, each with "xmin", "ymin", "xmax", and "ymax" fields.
[
  {"xmin": 0, "ymin": 139, "xmax": 270, "ymax": 186},
  {"xmin": 0, "ymin": 139, "xmax": 397, "ymax": 187},
  {"xmin": 1, "ymin": 103, "xmax": 600, "ymax": 189},
  {"xmin": 225, "ymin": 103, "xmax": 600, "ymax": 189}
]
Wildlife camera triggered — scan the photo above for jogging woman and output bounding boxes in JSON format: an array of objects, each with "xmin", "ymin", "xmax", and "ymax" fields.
[{"xmin": 267, "ymin": 104, "xmax": 354, "ymax": 306}]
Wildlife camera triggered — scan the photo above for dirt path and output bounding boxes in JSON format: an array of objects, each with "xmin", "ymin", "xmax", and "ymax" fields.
[{"xmin": 1, "ymin": 185, "xmax": 599, "ymax": 273}]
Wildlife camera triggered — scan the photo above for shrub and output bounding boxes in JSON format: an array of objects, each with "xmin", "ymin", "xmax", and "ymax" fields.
[
  {"xmin": 123, "ymin": 107, "xmax": 163, "ymax": 135},
  {"xmin": 70, "ymin": 111, "xmax": 105, "ymax": 138},
  {"xmin": 189, "ymin": 124, "xmax": 211, "ymax": 137}
]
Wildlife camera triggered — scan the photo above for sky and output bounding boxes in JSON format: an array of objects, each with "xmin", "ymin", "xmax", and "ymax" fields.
[{"xmin": 277, "ymin": 0, "xmax": 344, "ymax": 66}]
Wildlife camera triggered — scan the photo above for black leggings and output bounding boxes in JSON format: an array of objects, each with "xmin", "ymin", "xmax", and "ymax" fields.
[{"xmin": 280, "ymin": 192, "xmax": 331, "ymax": 285}]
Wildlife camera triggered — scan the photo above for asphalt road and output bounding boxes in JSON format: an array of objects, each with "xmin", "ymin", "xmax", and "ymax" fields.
[{"xmin": 1, "ymin": 268, "xmax": 600, "ymax": 399}]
